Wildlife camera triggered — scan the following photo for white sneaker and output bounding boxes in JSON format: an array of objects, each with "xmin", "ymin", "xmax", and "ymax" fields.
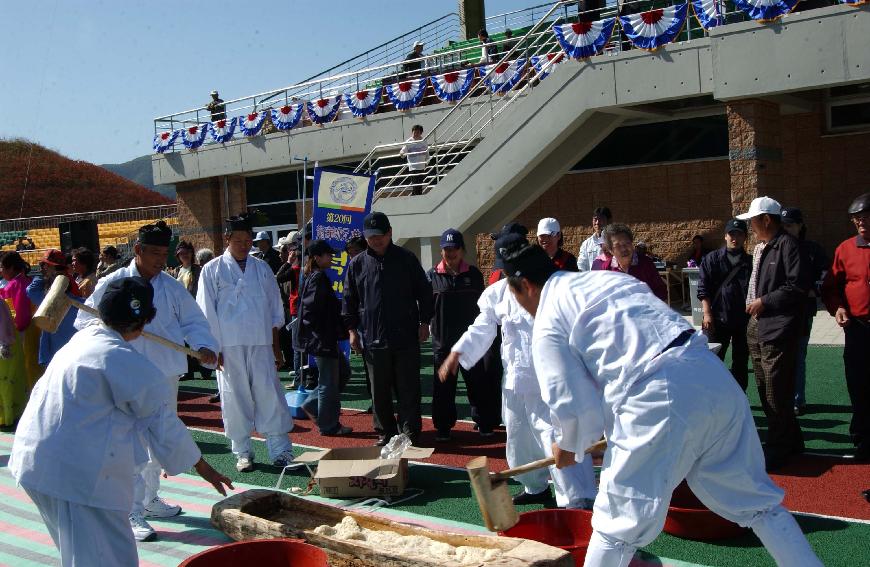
[
  {"xmin": 236, "ymin": 454, "xmax": 254, "ymax": 472},
  {"xmin": 144, "ymin": 496, "xmax": 181, "ymax": 518},
  {"xmin": 129, "ymin": 513, "xmax": 156, "ymax": 542}
]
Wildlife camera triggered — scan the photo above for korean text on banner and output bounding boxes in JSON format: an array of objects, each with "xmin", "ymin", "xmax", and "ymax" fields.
[{"xmin": 311, "ymin": 168, "xmax": 375, "ymax": 299}]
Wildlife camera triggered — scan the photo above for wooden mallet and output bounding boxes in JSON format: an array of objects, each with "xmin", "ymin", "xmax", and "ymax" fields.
[
  {"xmin": 467, "ymin": 439, "xmax": 606, "ymax": 532},
  {"xmin": 32, "ymin": 275, "xmax": 206, "ymax": 360}
]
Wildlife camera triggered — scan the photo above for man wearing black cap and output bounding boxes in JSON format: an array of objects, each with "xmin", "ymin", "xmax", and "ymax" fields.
[
  {"xmin": 11, "ymin": 277, "xmax": 232, "ymax": 566},
  {"xmin": 823, "ymin": 193, "xmax": 870, "ymax": 462},
  {"xmin": 697, "ymin": 218, "xmax": 753, "ymax": 390},
  {"xmin": 427, "ymin": 228, "xmax": 499, "ymax": 441},
  {"xmin": 76, "ymin": 220, "xmax": 219, "ymax": 541},
  {"xmin": 342, "ymin": 211, "xmax": 433, "ymax": 445},
  {"xmin": 197, "ymin": 213, "xmax": 296, "ymax": 471},
  {"xmin": 500, "ymin": 239, "xmax": 822, "ymax": 567}
]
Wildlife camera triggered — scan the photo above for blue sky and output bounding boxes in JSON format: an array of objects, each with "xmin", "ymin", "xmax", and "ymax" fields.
[{"xmin": 0, "ymin": 1, "xmax": 535, "ymax": 166}]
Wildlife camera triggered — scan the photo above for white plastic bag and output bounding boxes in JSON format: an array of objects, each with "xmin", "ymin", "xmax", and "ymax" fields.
[{"xmin": 379, "ymin": 433, "xmax": 412, "ymax": 459}]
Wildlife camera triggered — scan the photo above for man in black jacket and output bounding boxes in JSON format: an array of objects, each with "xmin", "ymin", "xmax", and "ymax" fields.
[
  {"xmin": 343, "ymin": 212, "xmax": 434, "ymax": 445},
  {"xmin": 738, "ymin": 197, "xmax": 809, "ymax": 471},
  {"xmin": 698, "ymin": 218, "xmax": 753, "ymax": 390},
  {"xmin": 428, "ymin": 229, "xmax": 499, "ymax": 441}
]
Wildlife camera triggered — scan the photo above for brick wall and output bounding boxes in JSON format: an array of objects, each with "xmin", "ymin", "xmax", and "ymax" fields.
[
  {"xmin": 176, "ymin": 175, "xmax": 247, "ymax": 253},
  {"xmin": 476, "ymin": 106, "xmax": 870, "ymax": 278},
  {"xmin": 476, "ymin": 158, "xmax": 733, "ymax": 277}
]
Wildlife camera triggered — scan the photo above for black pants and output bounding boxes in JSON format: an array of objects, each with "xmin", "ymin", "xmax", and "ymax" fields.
[
  {"xmin": 432, "ymin": 350, "xmax": 502, "ymax": 434},
  {"xmin": 844, "ymin": 320, "xmax": 870, "ymax": 445},
  {"xmin": 747, "ymin": 318, "xmax": 804, "ymax": 460},
  {"xmin": 365, "ymin": 345, "xmax": 422, "ymax": 438},
  {"xmin": 279, "ymin": 324, "xmax": 294, "ymax": 370},
  {"xmin": 707, "ymin": 319, "xmax": 749, "ymax": 391}
]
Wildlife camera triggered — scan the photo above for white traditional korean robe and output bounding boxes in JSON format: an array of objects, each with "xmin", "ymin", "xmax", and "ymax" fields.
[
  {"xmin": 10, "ymin": 324, "xmax": 201, "ymax": 566},
  {"xmin": 196, "ymin": 250, "xmax": 293, "ymax": 460},
  {"xmin": 531, "ymin": 271, "xmax": 821, "ymax": 567},
  {"xmin": 452, "ymin": 278, "xmax": 596, "ymax": 507},
  {"xmin": 75, "ymin": 262, "xmax": 218, "ymax": 515}
]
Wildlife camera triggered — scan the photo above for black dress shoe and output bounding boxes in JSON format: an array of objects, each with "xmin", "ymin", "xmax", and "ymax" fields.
[
  {"xmin": 862, "ymin": 488, "xmax": 870, "ymax": 503},
  {"xmin": 375, "ymin": 435, "xmax": 392, "ymax": 447},
  {"xmin": 855, "ymin": 442, "xmax": 870, "ymax": 463},
  {"xmin": 208, "ymin": 393, "xmax": 220, "ymax": 403},
  {"xmin": 512, "ymin": 489, "xmax": 553, "ymax": 505}
]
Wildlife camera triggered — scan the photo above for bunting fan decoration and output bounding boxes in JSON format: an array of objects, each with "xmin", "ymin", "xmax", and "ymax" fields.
[
  {"xmin": 181, "ymin": 124, "xmax": 209, "ymax": 149},
  {"xmin": 209, "ymin": 117, "xmax": 237, "ymax": 143},
  {"xmin": 153, "ymin": 130, "xmax": 178, "ymax": 153},
  {"xmin": 385, "ymin": 78, "xmax": 427, "ymax": 110},
  {"xmin": 480, "ymin": 59, "xmax": 526, "ymax": 94},
  {"xmin": 619, "ymin": 4, "xmax": 688, "ymax": 51},
  {"xmin": 238, "ymin": 111, "xmax": 267, "ymax": 136},
  {"xmin": 731, "ymin": 0, "xmax": 799, "ymax": 22},
  {"xmin": 430, "ymin": 69, "xmax": 475, "ymax": 102},
  {"xmin": 552, "ymin": 19, "xmax": 616, "ymax": 59},
  {"xmin": 837, "ymin": 0, "xmax": 868, "ymax": 5},
  {"xmin": 271, "ymin": 104, "xmax": 304, "ymax": 130},
  {"xmin": 691, "ymin": 0, "xmax": 725, "ymax": 29},
  {"xmin": 344, "ymin": 87, "xmax": 382, "ymax": 117},
  {"xmin": 307, "ymin": 95, "xmax": 342, "ymax": 124},
  {"xmin": 530, "ymin": 52, "xmax": 565, "ymax": 81}
]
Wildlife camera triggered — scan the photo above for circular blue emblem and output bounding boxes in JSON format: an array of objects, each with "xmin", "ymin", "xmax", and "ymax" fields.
[{"xmin": 330, "ymin": 176, "xmax": 358, "ymax": 205}]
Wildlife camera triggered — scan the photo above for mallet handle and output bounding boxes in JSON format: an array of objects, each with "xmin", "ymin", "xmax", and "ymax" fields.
[
  {"xmin": 69, "ymin": 298, "xmax": 206, "ymax": 361},
  {"xmin": 490, "ymin": 439, "xmax": 607, "ymax": 482}
]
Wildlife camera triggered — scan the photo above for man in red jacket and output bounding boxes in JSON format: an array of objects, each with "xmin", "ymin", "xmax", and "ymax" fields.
[{"xmin": 822, "ymin": 192, "xmax": 870, "ymax": 462}]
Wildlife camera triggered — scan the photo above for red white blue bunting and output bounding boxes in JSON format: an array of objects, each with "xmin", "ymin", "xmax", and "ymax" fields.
[
  {"xmin": 307, "ymin": 95, "xmax": 342, "ymax": 124},
  {"xmin": 552, "ymin": 19, "xmax": 616, "ymax": 60},
  {"xmin": 480, "ymin": 59, "xmax": 526, "ymax": 94},
  {"xmin": 619, "ymin": 4, "xmax": 688, "ymax": 51},
  {"xmin": 209, "ymin": 117, "xmax": 237, "ymax": 143},
  {"xmin": 271, "ymin": 104, "xmax": 304, "ymax": 130},
  {"xmin": 530, "ymin": 52, "xmax": 565, "ymax": 81},
  {"xmin": 838, "ymin": 0, "xmax": 868, "ymax": 4},
  {"xmin": 385, "ymin": 78, "xmax": 427, "ymax": 110},
  {"xmin": 692, "ymin": 0, "xmax": 725, "ymax": 29},
  {"xmin": 732, "ymin": 0, "xmax": 798, "ymax": 22},
  {"xmin": 153, "ymin": 130, "xmax": 178, "ymax": 153},
  {"xmin": 344, "ymin": 87, "xmax": 382, "ymax": 117},
  {"xmin": 238, "ymin": 111, "xmax": 267, "ymax": 136},
  {"xmin": 181, "ymin": 124, "xmax": 209, "ymax": 149},
  {"xmin": 430, "ymin": 69, "xmax": 475, "ymax": 102}
]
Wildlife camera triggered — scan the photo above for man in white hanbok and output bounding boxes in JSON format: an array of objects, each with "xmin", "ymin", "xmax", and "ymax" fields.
[
  {"xmin": 11, "ymin": 277, "xmax": 232, "ymax": 567},
  {"xmin": 439, "ymin": 227, "xmax": 596, "ymax": 508},
  {"xmin": 500, "ymin": 238, "xmax": 823, "ymax": 567},
  {"xmin": 75, "ymin": 221, "xmax": 219, "ymax": 542},
  {"xmin": 197, "ymin": 213, "xmax": 295, "ymax": 473}
]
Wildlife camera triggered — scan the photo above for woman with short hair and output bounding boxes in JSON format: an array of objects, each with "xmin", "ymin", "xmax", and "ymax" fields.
[{"xmin": 594, "ymin": 223, "xmax": 668, "ymax": 302}]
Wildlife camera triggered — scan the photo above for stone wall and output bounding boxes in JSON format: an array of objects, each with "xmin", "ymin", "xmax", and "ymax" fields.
[{"xmin": 176, "ymin": 175, "xmax": 246, "ymax": 252}]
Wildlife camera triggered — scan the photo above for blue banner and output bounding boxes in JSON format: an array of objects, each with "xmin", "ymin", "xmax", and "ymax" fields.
[{"xmin": 311, "ymin": 167, "xmax": 375, "ymax": 299}]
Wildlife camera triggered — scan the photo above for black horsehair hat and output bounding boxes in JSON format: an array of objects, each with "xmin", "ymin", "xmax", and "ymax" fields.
[{"xmin": 138, "ymin": 220, "xmax": 172, "ymax": 247}]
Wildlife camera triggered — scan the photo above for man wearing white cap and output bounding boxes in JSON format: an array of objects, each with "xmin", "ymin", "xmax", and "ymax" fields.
[
  {"xmin": 206, "ymin": 90, "xmax": 226, "ymax": 122},
  {"xmin": 253, "ymin": 231, "xmax": 282, "ymax": 274},
  {"xmin": 537, "ymin": 217, "xmax": 578, "ymax": 272},
  {"xmin": 401, "ymin": 40, "xmax": 426, "ymax": 79},
  {"xmin": 736, "ymin": 196, "xmax": 809, "ymax": 472}
]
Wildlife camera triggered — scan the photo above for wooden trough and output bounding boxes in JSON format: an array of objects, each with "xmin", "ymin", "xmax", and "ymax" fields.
[{"xmin": 211, "ymin": 489, "xmax": 574, "ymax": 567}]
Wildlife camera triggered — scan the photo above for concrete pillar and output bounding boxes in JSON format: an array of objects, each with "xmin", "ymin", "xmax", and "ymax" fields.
[
  {"xmin": 726, "ymin": 99, "xmax": 783, "ymax": 218},
  {"xmin": 459, "ymin": 0, "xmax": 486, "ymax": 40},
  {"xmin": 418, "ymin": 236, "xmax": 441, "ymax": 270}
]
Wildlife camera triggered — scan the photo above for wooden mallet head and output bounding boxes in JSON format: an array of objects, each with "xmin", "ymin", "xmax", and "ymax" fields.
[
  {"xmin": 32, "ymin": 276, "xmax": 73, "ymax": 333},
  {"xmin": 467, "ymin": 456, "xmax": 519, "ymax": 532}
]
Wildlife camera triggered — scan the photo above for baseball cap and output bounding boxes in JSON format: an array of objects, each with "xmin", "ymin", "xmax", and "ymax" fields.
[
  {"xmin": 307, "ymin": 239, "xmax": 336, "ymax": 257},
  {"xmin": 489, "ymin": 222, "xmax": 528, "ymax": 240},
  {"xmin": 735, "ymin": 196, "xmax": 782, "ymax": 220},
  {"xmin": 537, "ymin": 217, "xmax": 561, "ymax": 235},
  {"xmin": 40, "ymin": 249, "xmax": 67, "ymax": 267},
  {"xmin": 414, "ymin": 40, "xmax": 424, "ymax": 48},
  {"xmin": 253, "ymin": 231, "xmax": 271, "ymax": 243},
  {"xmin": 210, "ymin": 90, "xmax": 219, "ymax": 96},
  {"xmin": 848, "ymin": 192, "xmax": 870, "ymax": 215},
  {"xmin": 724, "ymin": 218, "xmax": 748, "ymax": 234},
  {"xmin": 440, "ymin": 228, "xmax": 464, "ymax": 249},
  {"xmin": 363, "ymin": 212, "xmax": 391, "ymax": 238},
  {"xmin": 780, "ymin": 207, "xmax": 804, "ymax": 225},
  {"xmin": 98, "ymin": 276, "xmax": 156, "ymax": 327}
]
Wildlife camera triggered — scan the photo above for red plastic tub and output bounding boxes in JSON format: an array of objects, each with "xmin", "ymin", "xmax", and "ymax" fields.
[
  {"xmin": 499, "ymin": 508, "xmax": 593, "ymax": 566},
  {"xmin": 178, "ymin": 538, "xmax": 329, "ymax": 566},
  {"xmin": 663, "ymin": 481, "xmax": 749, "ymax": 541}
]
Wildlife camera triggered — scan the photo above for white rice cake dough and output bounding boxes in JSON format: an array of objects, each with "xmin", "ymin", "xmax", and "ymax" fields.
[{"xmin": 314, "ymin": 516, "xmax": 502, "ymax": 565}]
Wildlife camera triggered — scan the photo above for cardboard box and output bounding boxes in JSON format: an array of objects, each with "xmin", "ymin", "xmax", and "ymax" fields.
[{"xmin": 294, "ymin": 445, "xmax": 434, "ymax": 498}]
